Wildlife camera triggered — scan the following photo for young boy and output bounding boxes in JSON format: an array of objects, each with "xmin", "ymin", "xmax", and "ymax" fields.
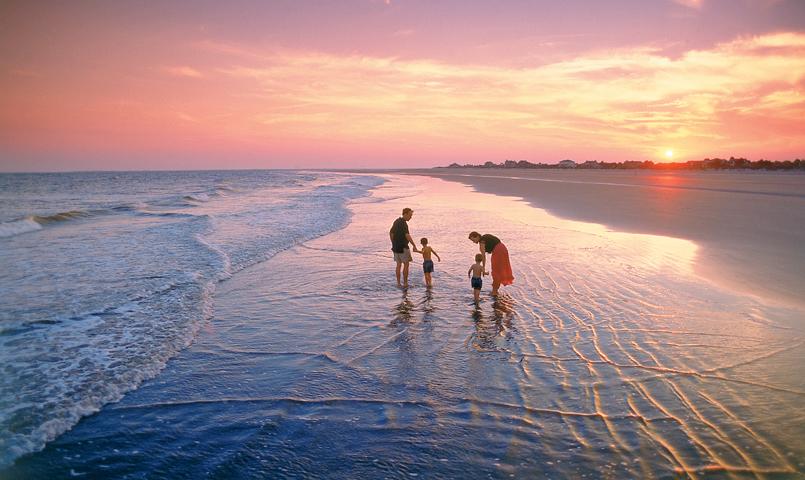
[
  {"xmin": 417, "ymin": 237, "xmax": 441, "ymax": 287},
  {"xmin": 468, "ymin": 253, "xmax": 484, "ymax": 302}
]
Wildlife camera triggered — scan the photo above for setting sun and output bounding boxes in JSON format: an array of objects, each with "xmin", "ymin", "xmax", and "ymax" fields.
[{"xmin": 665, "ymin": 149, "xmax": 674, "ymax": 159}]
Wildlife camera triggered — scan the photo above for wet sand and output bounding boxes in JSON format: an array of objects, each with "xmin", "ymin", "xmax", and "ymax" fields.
[{"xmin": 410, "ymin": 168, "xmax": 805, "ymax": 311}]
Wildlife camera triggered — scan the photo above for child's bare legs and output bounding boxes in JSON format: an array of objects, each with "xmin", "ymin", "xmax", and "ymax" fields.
[
  {"xmin": 424, "ymin": 272, "xmax": 432, "ymax": 287},
  {"xmin": 473, "ymin": 288, "xmax": 480, "ymax": 302}
]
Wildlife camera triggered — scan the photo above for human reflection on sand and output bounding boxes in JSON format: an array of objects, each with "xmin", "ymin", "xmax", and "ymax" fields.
[
  {"xmin": 421, "ymin": 288, "xmax": 436, "ymax": 321},
  {"xmin": 470, "ymin": 295, "xmax": 516, "ymax": 352},
  {"xmin": 392, "ymin": 290, "xmax": 415, "ymax": 326}
]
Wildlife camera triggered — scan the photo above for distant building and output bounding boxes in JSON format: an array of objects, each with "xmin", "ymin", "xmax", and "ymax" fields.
[
  {"xmin": 558, "ymin": 159, "xmax": 577, "ymax": 168},
  {"xmin": 442, "ymin": 157, "xmax": 805, "ymax": 171},
  {"xmin": 686, "ymin": 160, "xmax": 704, "ymax": 169}
]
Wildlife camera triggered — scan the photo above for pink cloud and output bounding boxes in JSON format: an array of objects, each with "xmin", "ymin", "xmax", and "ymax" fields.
[
  {"xmin": 673, "ymin": 0, "xmax": 704, "ymax": 9},
  {"xmin": 8, "ymin": 68, "xmax": 41, "ymax": 78},
  {"xmin": 3, "ymin": 30, "xmax": 804, "ymax": 169},
  {"xmin": 205, "ymin": 32, "xmax": 805, "ymax": 161},
  {"xmin": 163, "ymin": 66, "xmax": 204, "ymax": 78}
]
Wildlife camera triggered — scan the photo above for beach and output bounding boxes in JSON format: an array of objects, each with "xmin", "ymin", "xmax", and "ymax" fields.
[
  {"xmin": 414, "ymin": 168, "xmax": 805, "ymax": 310},
  {"xmin": 5, "ymin": 0, "xmax": 805, "ymax": 476},
  {"xmin": 3, "ymin": 172, "xmax": 803, "ymax": 478}
]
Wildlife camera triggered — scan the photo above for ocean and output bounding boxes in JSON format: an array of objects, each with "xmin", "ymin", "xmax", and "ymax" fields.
[
  {"xmin": 0, "ymin": 170, "xmax": 383, "ymax": 470},
  {"xmin": 1, "ymin": 172, "xmax": 803, "ymax": 478}
]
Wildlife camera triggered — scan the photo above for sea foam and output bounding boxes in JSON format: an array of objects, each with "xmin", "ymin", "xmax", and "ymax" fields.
[
  {"xmin": 0, "ymin": 170, "xmax": 384, "ymax": 469},
  {"xmin": 0, "ymin": 218, "xmax": 42, "ymax": 238}
]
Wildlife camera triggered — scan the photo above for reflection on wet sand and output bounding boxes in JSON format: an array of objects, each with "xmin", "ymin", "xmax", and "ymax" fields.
[
  {"xmin": 421, "ymin": 288, "xmax": 435, "ymax": 319},
  {"xmin": 470, "ymin": 295, "xmax": 516, "ymax": 352},
  {"xmin": 392, "ymin": 290, "xmax": 415, "ymax": 326}
]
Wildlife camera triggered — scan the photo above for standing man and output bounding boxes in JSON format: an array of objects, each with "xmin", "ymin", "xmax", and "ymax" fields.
[{"xmin": 390, "ymin": 207, "xmax": 418, "ymax": 288}]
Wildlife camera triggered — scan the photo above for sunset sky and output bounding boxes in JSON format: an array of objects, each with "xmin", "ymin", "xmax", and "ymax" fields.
[{"xmin": 1, "ymin": 0, "xmax": 804, "ymax": 171}]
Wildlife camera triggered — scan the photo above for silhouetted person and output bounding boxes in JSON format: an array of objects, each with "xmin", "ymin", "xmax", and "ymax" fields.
[{"xmin": 390, "ymin": 207, "xmax": 418, "ymax": 287}]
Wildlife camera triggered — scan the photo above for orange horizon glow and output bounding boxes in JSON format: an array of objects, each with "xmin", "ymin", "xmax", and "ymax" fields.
[{"xmin": 1, "ymin": 1, "xmax": 804, "ymax": 171}]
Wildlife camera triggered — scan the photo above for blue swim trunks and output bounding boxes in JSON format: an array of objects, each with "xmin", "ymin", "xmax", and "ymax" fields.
[
  {"xmin": 471, "ymin": 277, "xmax": 482, "ymax": 290},
  {"xmin": 423, "ymin": 259, "xmax": 434, "ymax": 273}
]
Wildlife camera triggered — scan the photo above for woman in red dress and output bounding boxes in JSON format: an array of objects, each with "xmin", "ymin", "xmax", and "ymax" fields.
[{"xmin": 468, "ymin": 231, "xmax": 514, "ymax": 296}]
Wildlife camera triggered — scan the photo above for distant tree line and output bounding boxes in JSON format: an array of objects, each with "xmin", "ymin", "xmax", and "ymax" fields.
[{"xmin": 444, "ymin": 157, "xmax": 805, "ymax": 171}]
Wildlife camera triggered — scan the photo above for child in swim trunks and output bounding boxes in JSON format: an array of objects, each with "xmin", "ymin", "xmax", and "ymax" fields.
[
  {"xmin": 468, "ymin": 253, "xmax": 484, "ymax": 302},
  {"xmin": 418, "ymin": 237, "xmax": 441, "ymax": 287}
]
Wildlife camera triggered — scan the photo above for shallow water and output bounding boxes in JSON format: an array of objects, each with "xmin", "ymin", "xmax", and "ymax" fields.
[
  {"xmin": 423, "ymin": 169, "xmax": 805, "ymax": 310},
  {"xmin": 4, "ymin": 175, "xmax": 804, "ymax": 479}
]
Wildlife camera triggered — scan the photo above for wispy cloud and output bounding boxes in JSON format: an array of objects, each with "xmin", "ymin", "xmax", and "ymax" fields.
[
  {"xmin": 673, "ymin": 0, "xmax": 704, "ymax": 9},
  {"xmin": 174, "ymin": 111, "xmax": 200, "ymax": 123},
  {"xmin": 193, "ymin": 40, "xmax": 272, "ymax": 61},
  {"xmin": 8, "ymin": 68, "xmax": 41, "ymax": 78},
  {"xmin": 214, "ymin": 32, "xmax": 805, "ymax": 160},
  {"xmin": 163, "ymin": 66, "xmax": 204, "ymax": 78}
]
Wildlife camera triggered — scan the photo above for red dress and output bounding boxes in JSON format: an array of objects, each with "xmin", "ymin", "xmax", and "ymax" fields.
[{"xmin": 491, "ymin": 242, "xmax": 514, "ymax": 285}]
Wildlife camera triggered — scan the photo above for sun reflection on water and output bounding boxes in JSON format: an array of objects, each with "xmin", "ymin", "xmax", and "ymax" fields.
[{"xmin": 418, "ymin": 176, "xmax": 699, "ymax": 278}]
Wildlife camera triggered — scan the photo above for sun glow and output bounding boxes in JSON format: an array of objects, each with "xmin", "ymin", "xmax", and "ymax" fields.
[{"xmin": 3, "ymin": 0, "xmax": 805, "ymax": 171}]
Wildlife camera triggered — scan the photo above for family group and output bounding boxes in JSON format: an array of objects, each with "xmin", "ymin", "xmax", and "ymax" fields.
[{"xmin": 389, "ymin": 207, "xmax": 515, "ymax": 302}]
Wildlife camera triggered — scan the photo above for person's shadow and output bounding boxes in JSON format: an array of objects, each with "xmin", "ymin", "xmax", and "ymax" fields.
[
  {"xmin": 421, "ymin": 288, "xmax": 436, "ymax": 322},
  {"xmin": 471, "ymin": 295, "xmax": 516, "ymax": 351},
  {"xmin": 390, "ymin": 289, "xmax": 415, "ymax": 328},
  {"xmin": 388, "ymin": 290, "xmax": 418, "ymax": 381},
  {"xmin": 491, "ymin": 295, "xmax": 514, "ymax": 328}
]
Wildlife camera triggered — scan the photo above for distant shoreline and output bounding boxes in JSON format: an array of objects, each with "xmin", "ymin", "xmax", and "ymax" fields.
[
  {"xmin": 439, "ymin": 157, "xmax": 805, "ymax": 171},
  {"xmin": 3, "ymin": 164, "xmax": 805, "ymax": 175}
]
